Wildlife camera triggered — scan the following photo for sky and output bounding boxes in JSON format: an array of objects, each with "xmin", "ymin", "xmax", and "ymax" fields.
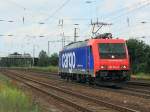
[{"xmin": 0, "ymin": 0, "xmax": 150, "ymax": 57}]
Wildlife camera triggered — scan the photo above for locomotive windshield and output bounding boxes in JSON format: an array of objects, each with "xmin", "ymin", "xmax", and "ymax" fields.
[{"xmin": 99, "ymin": 43, "xmax": 126, "ymax": 59}]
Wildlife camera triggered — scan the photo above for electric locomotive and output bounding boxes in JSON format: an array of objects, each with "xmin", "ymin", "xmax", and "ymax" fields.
[{"xmin": 59, "ymin": 33, "xmax": 130, "ymax": 86}]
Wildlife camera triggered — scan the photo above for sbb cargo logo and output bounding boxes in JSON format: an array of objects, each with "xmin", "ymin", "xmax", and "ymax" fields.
[{"xmin": 62, "ymin": 52, "xmax": 76, "ymax": 72}]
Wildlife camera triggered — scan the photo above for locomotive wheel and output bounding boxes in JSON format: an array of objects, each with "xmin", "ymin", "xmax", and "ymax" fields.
[
  {"xmin": 60, "ymin": 73, "xmax": 65, "ymax": 79},
  {"xmin": 76, "ymin": 74, "xmax": 82, "ymax": 83},
  {"xmin": 81, "ymin": 75, "xmax": 87, "ymax": 83},
  {"xmin": 88, "ymin": 76, "xmax": 95, "ymax": 85},
  {"xmin": 66, "ymin": 74, "xmax": 70, "ymax": 82}
]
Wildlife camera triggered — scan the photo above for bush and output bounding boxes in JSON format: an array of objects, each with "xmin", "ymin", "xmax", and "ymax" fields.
[
  {"xmin": 0, "ymin": 74, "xmax": 40, "ymax": 112},
  {"xmin": 31, "ymin": 66, "xmax": 58, "ymax": 73},
  {"xmin": 127, "ymin": 39, "xmax": 150, "ymax": 74}
]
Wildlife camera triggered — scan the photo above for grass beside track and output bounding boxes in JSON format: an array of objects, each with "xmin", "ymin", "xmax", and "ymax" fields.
[
  {"xmin": 0, "ymin": 73, "xmax": 41, "ymax": 112},
  {"xmin": 30, "ymin": 66, "xmax": 58, "ymax": 73},
  {"xmin": 10, "ymin": 66, "xmax": 58, "ymax": 73},
  {"xmin": 131, "ymin": 73, "xmax": 150, "ymax": 81}
]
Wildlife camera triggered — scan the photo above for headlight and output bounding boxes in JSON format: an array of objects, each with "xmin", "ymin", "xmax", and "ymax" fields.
[
  {"xmin": 120, "ymin": 65, "xmax": 127, "ymax": 69},
  {"xmin": 100, "ymin": 65, "xmax": 107, "ymax": 69}
]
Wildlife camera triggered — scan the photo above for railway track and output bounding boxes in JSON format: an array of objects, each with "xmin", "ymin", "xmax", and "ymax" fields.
[
  {"xmin": 20, "ymin": 69, "xmax": 150, "ymax": 87},
  {"xmin": 1, "ymin": 69, "xmax": 140, "ymax": 112},
  {"xmin": 8, "ymin": 68, "xmax": 150, "ymax": 85},
  {"xmin": 2, "ymin": 70, "xmax": 95, "ymax": 112},
  {"xmin": 127, "ymin": 81, "xmax": 150, "ymax": 87},
  {"xmin": 16, "ymin": 70, "xmax": 150, "ymax": 99},
  {"xmin": 5, "ymin": 68, "xmax": 150, "ymax": 87},
  {"xmin": 5, "ymin": 69, "xmax": 150, "ymax": 99}
]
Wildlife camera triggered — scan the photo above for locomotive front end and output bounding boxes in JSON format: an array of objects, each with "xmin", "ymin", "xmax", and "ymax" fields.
[{"xmin": 93, "ymin": 39, "xmax": 130, "ymax": 84}]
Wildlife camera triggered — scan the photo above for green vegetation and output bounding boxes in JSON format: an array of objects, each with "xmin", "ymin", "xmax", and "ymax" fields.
[
  {"xmin": 49, "ymin": 53, "xmax": 59, "ymax": 66},
  {"xmin": 127, "ymin": 39, "xmax": 150, "ymax": 74},
  {"xmin": 132, "ymin": 73, "xmax": 150, "ymax": 80},
  {"xmin": 30, "ymin": 66, "xmax": 58, "ymax": 73},
  {"xmin": 38, "ymin": 50, "xmax": 50, "ymax": 67},
  {"xmin": 37, "ymin": 51, "xmax": 59, "ymax": 67},
  {"xmin": 0, "ymin": 74, "xmax": 41, "ymax": 112}
]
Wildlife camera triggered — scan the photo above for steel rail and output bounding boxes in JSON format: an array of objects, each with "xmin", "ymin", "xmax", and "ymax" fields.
[
  {"xmin": 17, "ymin": 69, "xmax": 150, "ymax": 87},
  {"xmin": 2, "ymin": 71, "xmax": 93, "ymax": 112},
  {"xmin": 3, "ymin": 70, "xmax": 140, "ymax": 112},
  {"xmin": 16, "ymin": 70, "xmax": 150, "ymax": 99},
  {"xmin": 127, "ymin": 81, "xmax": 150, "ymax": 87},
  {"xmin": 7, "ymin": 69, "xmax": 150, "ymax": 99}
]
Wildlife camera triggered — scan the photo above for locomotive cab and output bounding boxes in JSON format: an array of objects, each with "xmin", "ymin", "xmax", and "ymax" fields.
[{"xmin": 90, "ymin": 37, "xmax": 130, "ymax": 84}]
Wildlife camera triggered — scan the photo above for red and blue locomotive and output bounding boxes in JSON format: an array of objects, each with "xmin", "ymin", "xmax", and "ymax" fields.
[{"xmin": 59, "ymin": 33, "xmax": 130, "ymax": 85}]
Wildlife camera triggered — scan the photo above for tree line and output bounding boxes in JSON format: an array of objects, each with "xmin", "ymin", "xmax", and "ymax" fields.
[
  {"xmin": 127, "ymin": 39, "xmax": 150, "ymax": 74},
  {"xmin": 37, "ymin": 51, "xmax": 58, "ymax": 66},
  {"xmin": 38, "ymin": 38, "xmax": 150, "ymax": 74}
]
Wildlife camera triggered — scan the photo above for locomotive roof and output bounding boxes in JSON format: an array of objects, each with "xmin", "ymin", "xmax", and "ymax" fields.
[
  {"xmin": 63, "ymin": 40, "xmax": 88, "ymax": 50},
  {"xmin": 63, "ymin": 38, "xmax": 126, "ymax": 51}
]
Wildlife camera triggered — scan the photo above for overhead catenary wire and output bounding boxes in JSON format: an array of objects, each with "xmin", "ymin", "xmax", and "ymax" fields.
[
  {"xmin": 0, "ymin": 19, "xmax": 15, "ymax": 23},
  {"xmin": 105, "ymin": 0, "xmax": 150, "ymax": 22},
  {"xmin": 79, "ymin": 0, "xmax": 150, "ymax": 39},
  {"xmin": 101, "ymin": 0, "xmax": 149, "ymax": 20},
  {"xmin": 81, "ymin": 0, "xmax": 150, "ymax": 39},
  {"xmin": 2, "ymin": 0, "xmax": 127, "ymax": 25},
  {"xmin": 4, "ymin": 0, "xmax": 54, "ymax": 24},
  {"xmin": 3, "ymin": 0, "xmax": 150, "ymax": 23},
  {"xmin": 44, "ymin": 0, "xmax": 71, "ymax": 22},
  {"xmin": 0, "ymin": 0, "xmax": 127, "ymax": 25},
  {"xmin": 1, "ymin": 0, "xmax": 150, "ymax": 40},
  {"xmin": 109, "ymin": 1, "xmax": 150, "ymax": 37}
]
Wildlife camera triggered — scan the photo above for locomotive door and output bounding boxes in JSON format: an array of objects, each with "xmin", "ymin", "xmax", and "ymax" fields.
[{"xmin": 86, "ymin": 46, "xmax": 91, "ymax": 74}]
